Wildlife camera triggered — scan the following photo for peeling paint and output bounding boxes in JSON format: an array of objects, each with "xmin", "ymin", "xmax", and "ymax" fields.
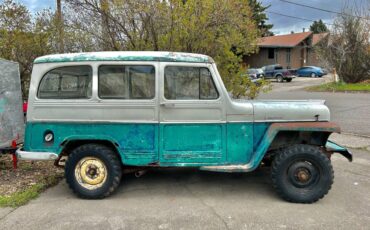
[{"xmin": 34, "ymin": 51, "xmax": 214, "ymax": 64}]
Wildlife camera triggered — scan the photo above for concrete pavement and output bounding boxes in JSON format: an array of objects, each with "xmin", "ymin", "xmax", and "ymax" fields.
[{"xmin": 0, "ymin": 148, "xmax": 369, "ymax": 230}]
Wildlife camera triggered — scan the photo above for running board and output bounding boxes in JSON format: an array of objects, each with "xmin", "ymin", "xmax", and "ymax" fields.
[{"xmin": 200, "ymin": 164, "xmax": 253, "ymax": 173}]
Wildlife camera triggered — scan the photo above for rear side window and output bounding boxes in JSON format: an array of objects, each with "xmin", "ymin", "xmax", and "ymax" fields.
[
  {"xmin": 164, "ymin": 66, "xmax": 218, "ymax": 100},
  {"xmin": 98, "ymin": 65, "xmax": 155, "ymax": 99},
  {"xmin": 38, "ymin": 66, "xmax": 92, "ymax": 99}
]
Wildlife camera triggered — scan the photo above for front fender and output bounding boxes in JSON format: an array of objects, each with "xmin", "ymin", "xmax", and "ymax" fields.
[
  {"xmin": 325, "ymin": 140, "xmax": 353, "ymax": 162},
  {"xmin": 249, "ymin": 122, "xmax": 341, "ymax": 170}
]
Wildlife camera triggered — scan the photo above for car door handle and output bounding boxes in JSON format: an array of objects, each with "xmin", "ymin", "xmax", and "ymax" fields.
[{"xmin": 160, "ymin": 102, "xmax": 176, "ymax": 108}]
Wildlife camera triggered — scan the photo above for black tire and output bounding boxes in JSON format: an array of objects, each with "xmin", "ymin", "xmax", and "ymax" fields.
[
  {"xmin": 65, "ymin": 144, "xmax": 122, "ymax": 199},
  {"xmin": 310, "ymin": 72, "xmax": 316, "ymax": 78},
  {"xmin": 271, "ymin": 144, "xmax": 334, "ymax": 203},
  {"xmin": 276, "ymin": 75, "xmax": 283, "ymax": 83},
  {"xmin": 286, "ymin": 78, "xmax": 292, "ymax": 82}
]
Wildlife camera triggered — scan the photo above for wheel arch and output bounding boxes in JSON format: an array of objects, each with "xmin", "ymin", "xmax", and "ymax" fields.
[
  {"xmin": 56, "ymin": 138, "xmax": 123, "ymax": 164},
  {"xmin": 250, "ymin": 122, "xmax": 341, "ymax": 170}
]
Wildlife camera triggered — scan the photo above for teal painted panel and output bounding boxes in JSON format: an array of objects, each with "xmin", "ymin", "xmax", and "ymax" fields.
[
  {"xmin": 253, "ymin": 123, "xmax": 270, "ymax": 151},
  {"xmin": 160, "ymin": 124, "xmax": 225, "ymax": 163},
  {"xmin": 226, "ymin": 123, "xmax": 253, "ymax": 164},
  {"xmin": 24, "ymin": 122, "xmax": 158, "ymax": 165}
]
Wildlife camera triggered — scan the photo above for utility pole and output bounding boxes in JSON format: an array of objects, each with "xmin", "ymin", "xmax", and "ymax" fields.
[
  {"xmin": 56, "ymin": 0, "xmax": 64, "ymax": 53},
  {"xmin": 100, "ymin": 0, "xmax": 110, "ymax": 50}
]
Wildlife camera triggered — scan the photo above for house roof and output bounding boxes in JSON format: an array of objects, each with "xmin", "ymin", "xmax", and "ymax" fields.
[
  {"xmin": 34, "ymin": 51, "xmax": 214, "ymax": 64},
  {"xmin": 312, "ymin": 33, "xmax": 329, "ymax": 46},
  {"xmin": 258, "ymin": 31, "xmax": 313, "ymax": 48}
]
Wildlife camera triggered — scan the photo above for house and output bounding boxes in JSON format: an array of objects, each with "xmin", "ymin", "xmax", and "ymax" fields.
[{"xmin": 244, "ymin": 31, "xmax": 329, "ymax": 69}]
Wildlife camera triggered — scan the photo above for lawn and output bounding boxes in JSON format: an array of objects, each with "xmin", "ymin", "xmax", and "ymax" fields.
[{"xmin": 306, "ymin": 82, "xmax": 370, "ymax": 92}]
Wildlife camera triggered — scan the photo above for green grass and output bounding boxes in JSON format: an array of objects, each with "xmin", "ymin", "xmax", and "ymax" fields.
[
  {"xmin": 306, "ymin": 82, "xmax": 370, "ymax": 92},
  {"xmin": 0, "ymin": 175, "xmax": 62, "ymax": 208}
]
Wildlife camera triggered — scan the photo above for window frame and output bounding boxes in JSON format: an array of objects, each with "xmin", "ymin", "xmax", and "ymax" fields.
[
  {"xmin": 37, "ymin": 65, "xmax": 93, "ymax": 100},
  {"xmin": 163, "ymin": 65, "xmax": 219, "ymax": 101},
  {"xmin": 97, "ymin": 64, "xmax": 156, "ymax": 100}
]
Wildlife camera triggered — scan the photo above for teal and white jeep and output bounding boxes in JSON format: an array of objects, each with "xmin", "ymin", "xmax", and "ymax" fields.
[{"xmin": 17, "ymin": 52, "xmax": 352, "ymax": 203}]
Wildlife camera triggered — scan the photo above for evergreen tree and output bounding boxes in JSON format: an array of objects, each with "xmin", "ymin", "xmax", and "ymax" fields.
[
  {"xmin": 248, "ymin": 0, "xmax": 273, "ymax": 37},
  {"xmin": 310, "ymin": 20, "xmax": 328, "ymax": 34}
]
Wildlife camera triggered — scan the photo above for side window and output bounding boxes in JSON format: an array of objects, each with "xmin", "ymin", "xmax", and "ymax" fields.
[
  {"xmin": 38, "ymin": 66, "xmax": 92, "ymax": 99},
  {"xmin": 98, "ymin": 65, "xmax": 155, "ymax": 99},
  {"xmin": 164, "ymin": 66, "xmax": 218, "ymax": 100}
]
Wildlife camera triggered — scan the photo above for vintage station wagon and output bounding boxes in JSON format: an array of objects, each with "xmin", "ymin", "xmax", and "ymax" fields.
[{"xmin": 16, "ymin": 52, "xmax": 352, "ymax": 203}]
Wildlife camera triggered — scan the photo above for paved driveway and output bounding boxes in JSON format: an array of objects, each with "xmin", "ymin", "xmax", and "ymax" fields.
[
  {"xmin": 1, "ymin": 75, "xmax": 369, "ymax": 229},
  {"xmin": 0, "ymin": 150, "xmax": 369, "ymax": 230}
]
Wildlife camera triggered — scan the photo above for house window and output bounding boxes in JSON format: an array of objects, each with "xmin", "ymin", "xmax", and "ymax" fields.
[
  {"xmin": 286, "ymin": 48, "xmax": 291, "ymax": 64},
  {"xmin": 268, "ymin": 48, "xmax": 275, "ymax": 59}
]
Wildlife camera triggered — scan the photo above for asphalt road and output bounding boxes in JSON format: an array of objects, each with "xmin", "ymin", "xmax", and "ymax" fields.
[
  {"xmin": 1, "ymin": 75, "xmax": 369, "ymax": 230},
  {"xmin": 259, "ymin": 76, "xmax": 370, "ymax": 136}
]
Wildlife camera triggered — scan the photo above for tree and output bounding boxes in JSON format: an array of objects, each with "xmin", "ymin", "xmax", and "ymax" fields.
[
  {"xmin": 248, "ymin": 0, "xmax": 273, "ymax": 37},
  {"xmin": 310, "ymin": 20, "xmax": 328, "ymax": 34},
  {"xmin": 316, "ymin": 6, "xmax": 369, "ymax": 83},
  {"xmin": 0, "ymin": 0, "xmax": 57, "ymax": 97},
  {"xmin": 64, "ymin": 0, "xmax": 270, "ymax": 98}
]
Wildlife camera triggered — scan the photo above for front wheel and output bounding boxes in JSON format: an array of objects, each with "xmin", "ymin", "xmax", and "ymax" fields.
[
  {"xmin": 286, "ymin": 78, "xmax": 292, "ymax": 82},
  {"xmin": 65, "ymin": 144, "xmax": 122, "ymax": 199},
  {"xmin": 271, "ymin": 144, "xmax": 334, "ymax": 203},
  {"xmin": 311, "ymin": 72, "xmax": 316, "ymax": 78}
]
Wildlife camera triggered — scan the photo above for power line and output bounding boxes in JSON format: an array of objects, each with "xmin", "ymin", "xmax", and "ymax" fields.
[
  {"xmin": 266, "ymin": 11, "xmax": 333, "ymax": 25},
  {"xmin": 279, "ymin": 0, "xmax": 369, "ymax": 20}
]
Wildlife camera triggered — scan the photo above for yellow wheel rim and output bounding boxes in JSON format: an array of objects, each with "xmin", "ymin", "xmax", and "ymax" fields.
[{"xmin": 75, "ymin": 157, "xmax": 107, "ymax": 190}]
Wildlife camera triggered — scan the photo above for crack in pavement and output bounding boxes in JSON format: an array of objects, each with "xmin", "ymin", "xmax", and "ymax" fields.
[{"xmin": 0, "ymin": 207, "xmax": 17, "ymax": 224}]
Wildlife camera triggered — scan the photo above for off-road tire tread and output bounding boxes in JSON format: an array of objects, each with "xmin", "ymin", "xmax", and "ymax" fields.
[
  {"xmin": 65, "ymin": 144, "xmax": 122, "ymax": 199},
  {"xmin": 271, "ymin": 144, "xmax": 334, "ymax": 203}
]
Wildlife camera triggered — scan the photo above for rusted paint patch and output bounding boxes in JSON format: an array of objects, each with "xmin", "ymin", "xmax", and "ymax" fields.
[{"xmin": 269, "ymin": 122, "xmax": 341, "ymax": 134}]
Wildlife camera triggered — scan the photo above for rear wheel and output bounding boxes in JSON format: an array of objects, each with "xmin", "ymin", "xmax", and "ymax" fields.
[
  {"xmin": 65, "ymin": 144, "xmax": 122, "ymax": 199},
  {"xmin": 276, "ymin": 75, "xmax": 283, "ymax": 83},
  {"xmin": 271, "ymin": 144, "xmax": 334, "ymax": 203},
  {"xmin": 286, "ymin": 78, "xmax": 292, "ymax": 82}
]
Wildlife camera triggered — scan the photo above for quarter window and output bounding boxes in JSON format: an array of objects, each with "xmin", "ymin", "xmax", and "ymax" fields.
[
  {"xmin": 98, "ymin": 65, "xmax": 155, "ymax": 99},
  {"xmin": 38, "ymin": 66, "xmax": 92, "ymax": 99},
  {"xmin": 164, "ymin": 66, "xmax": 218, "ymax": 100}
]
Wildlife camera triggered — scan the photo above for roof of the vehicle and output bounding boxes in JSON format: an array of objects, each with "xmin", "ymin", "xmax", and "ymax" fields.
[{"xmin": 34, "ymin": 51, "xmax": 214, "ymax": 64}]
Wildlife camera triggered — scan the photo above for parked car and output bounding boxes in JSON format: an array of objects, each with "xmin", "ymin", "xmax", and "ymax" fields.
[
  {"xmin": 242, "ymin": 68, "xmax": 264, "ymax": 84},
  {"xmin": 246, "ymin": 68, "xmax": 264, "ymax": 79},
  {"xmin": 262, "ymin": 64, "xmax": 295, "ymax": 82},
  {"xmin": 296, "ymin": 66, "xmax": 325, "ymax": 78},
  {"xmin": 16, "ymin": 51, "xmax": 352, "ymax": 203}
]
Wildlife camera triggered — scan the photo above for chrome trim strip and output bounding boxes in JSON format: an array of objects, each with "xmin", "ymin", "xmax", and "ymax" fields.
[{"xmin": 16, "ymin": 149, "xmax": 58, "ymax": 161}]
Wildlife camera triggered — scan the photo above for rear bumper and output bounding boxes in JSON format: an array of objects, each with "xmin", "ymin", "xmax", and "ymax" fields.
[
  {"xmin": 325, "ymin": 140, "xmax": 353, "ymax": 162},
  {"xmin": 16, "ymin": 148, "xmax": 58, "ymax": 161}
]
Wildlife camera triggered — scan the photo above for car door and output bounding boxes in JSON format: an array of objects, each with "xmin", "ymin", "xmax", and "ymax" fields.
[
  {"xmin": 159, "ymin": 62, "xmax": 226, "ymax": 165},
  {"xmin": 263, "ymin": 66, "xmax": 274, "ymax": 79}
]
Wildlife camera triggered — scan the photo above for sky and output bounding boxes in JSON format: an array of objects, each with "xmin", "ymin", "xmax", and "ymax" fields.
[
  {"xmin": 261, "ymin": 0, "xmax": 369, "ymax": 34},
  {"xmin": 8, "ymin": 0, "xmax": 370, "ymax": 35}
]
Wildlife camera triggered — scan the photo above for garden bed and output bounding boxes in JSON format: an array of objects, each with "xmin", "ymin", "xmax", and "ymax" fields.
[{"xmin": 0, "ymin": 154, "xmax": 63, "ymax": 207}]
